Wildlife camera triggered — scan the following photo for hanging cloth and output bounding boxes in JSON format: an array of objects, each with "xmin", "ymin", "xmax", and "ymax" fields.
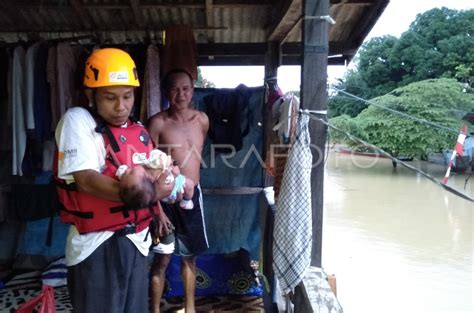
[
  {"xmin": 272, "ymin": 93, "xmax": 299, "ymax": 144},
  {"xmin": 140, "ymin": 44, "xmax": 161, "ymax": 120},
  {"xmin": 47, "ymin": 45, "xmax": 59, "ymax": 131},
  {"xmin": 25, "ymin": 42, "xmax": 41, "ymax": 131},
  {"xmin": 33, "ymin": 42, "xmax": 52, "ymax": 142},
  {"xmin": 271, "ymin": 93, "xmax": 300, "ymax": 200},
  {"xmin": 12, "ymin": 46, "xmax": 26, "ymax": 176},
  {"xmin": 56, "ymin": 43, "xmax": 89, "ymax": 118},
  {"xmin": 161, "ymin": 25, "xmax": 198, "ymax": 80},
  {"xmin": 263, "ymin": 79, "xmax": 284, "ymax": 176},
  {"xmin": 56, "ymin": 42, "xmax": 76, "ymax": 117},
  {"xmin": 264, "ymin": 78, "xmax": 283, "ymax": 110},
  {"xmin": 272, "ymin": 113, "xmax": 312, "ymax": 294}
]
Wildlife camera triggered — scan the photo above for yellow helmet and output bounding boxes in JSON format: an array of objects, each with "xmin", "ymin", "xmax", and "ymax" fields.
[{"xmin": 84, "ymin": 48, "xmax": 140, "ymax": 88}]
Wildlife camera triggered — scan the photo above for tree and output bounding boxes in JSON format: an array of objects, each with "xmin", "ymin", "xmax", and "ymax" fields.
[
  {"xmin": 357, "ymin": 35, "xmax": 399, "ymax": 97},
  {"xmin": 455, "ymin": 64, "xmax": 473, "ymax": 84},
  {"xmin": 329, "ymin": 78, "xmax": 474, "ymax": 159},
  {"xmin": 195, "ymin": 68, "xmax": 216, "ymax": 88},
  {"xmin": 329, "ymin": 8, "xmax": 474, "ymax": 118},
  {"xmin": 329, "ymin": 70, "xmax": 370, "ymax": 118}
]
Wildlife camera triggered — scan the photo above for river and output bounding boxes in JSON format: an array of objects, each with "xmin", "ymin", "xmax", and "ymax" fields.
[{"xmin": 321, "ymin": 149, "xmax": 473, "ymax": 313}]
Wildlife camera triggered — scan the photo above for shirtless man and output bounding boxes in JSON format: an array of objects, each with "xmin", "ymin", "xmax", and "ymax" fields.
[{"xmin": 148, "ymin": 69, "xmax": 209, "ymax": 313}]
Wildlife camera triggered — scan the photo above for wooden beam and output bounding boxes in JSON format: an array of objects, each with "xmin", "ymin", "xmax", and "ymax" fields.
[
  {"xmin": 198, "ymin": 55, "xmax": 266, "ymax": 65},
  {"xmin": 282, "ymin": 55, "xmax": 347, "ymax": 66},
  {"xmin": 197, "ymin": 42, "xmax": 347, "ymax": 66},
  {"xmin": 129, "ymin": 0, "xmax": 145, "ymax": 28},
  {"xmin": 206, "ymin": 0, "xmax": 215, "ymax": 42},
  {"xmin": 265, "ymin": 41, "xmax": 281, "ymax": 78},
  {"xmin": 282, "ymin": 41, "xmax": 357, "ymax": 56},
  {"xmin": 301, "ymin": 0, "xmax": 329, "ymax": 270},
  {"xmin": 330, "ymin": 0, "xmax": 376, "ymax": 4},
  {"xmin": 198, "ymin": 42, "xmax": 348, "ymax": 58},
  {"xmin": 346, "ymin": 0, "xmax": 389, "ymax": 49},
  {"xmin": 267, "ymin": 0, "xmax": 377, "ymax": 44},
  {"xmin": 280, "ymin": 16, "xmax": 302, "ymax": 45},
  {"xmin": 201, "ymin": 187, "xmax": 263, "ymax": 194},
  {"xmin": 197, "ymin": 54, "xmax": 346, "ymax": 66},
  {"xmin": 70, "ymin": 0, "xmax": 95, "ymax": 30},
  {"xmin": 267, "ymin": 0, "xmax": 302, "ymax": 42},
  {"xmin": 26, "ymin": 0, "xmax": 376, "ymax": 10},
  {"xmin": 0, "ymin": 1, "xmax": 25, "ymax": 28},
  {"xmin": 198, "ymin": 43, "xmax": 267, "ymax": 56},
  {"xmin": 213, "ymin": 0, "xmax": 272, "ymax": 4},
  {"xmin": 32, "ymin": 2, "xmax": 271, "ymax": 10},
  {"xmin": 206, "ymin": 0, "xmax": 214, "ymax": 28}
]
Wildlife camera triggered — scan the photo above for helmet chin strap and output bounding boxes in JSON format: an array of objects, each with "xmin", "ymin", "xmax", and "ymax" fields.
[
  {"xmin": 86, "ymin": 87, "xmax": 136, "ymax": 126},
  {"xmin": 84, "ymin": 89, "xmax": 105, "ymax": 125}
]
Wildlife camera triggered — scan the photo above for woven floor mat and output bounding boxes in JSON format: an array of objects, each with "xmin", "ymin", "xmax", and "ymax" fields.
[
  {"xmin": 0, "ymin": 284, "xmax": 263, "ymax": 313},
  {"xmin": 161, "ymin": 295, "xmax": 264, "ymax": 312}
]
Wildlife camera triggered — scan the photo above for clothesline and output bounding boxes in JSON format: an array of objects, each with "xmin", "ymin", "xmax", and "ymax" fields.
[{"xmin": 299, "ymin": 108, "xmax": 327, "ymax": 115}]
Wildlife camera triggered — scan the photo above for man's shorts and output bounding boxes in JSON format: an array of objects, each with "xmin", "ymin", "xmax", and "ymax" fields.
[{"xmin": 152, "ymin": 185, "xmax": 208, "ymax": 257}]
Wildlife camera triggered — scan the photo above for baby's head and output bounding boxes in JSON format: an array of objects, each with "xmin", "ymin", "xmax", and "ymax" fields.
[{"xmin": 119, "ymin": 166, "xmax": 156, "ymax": 208}]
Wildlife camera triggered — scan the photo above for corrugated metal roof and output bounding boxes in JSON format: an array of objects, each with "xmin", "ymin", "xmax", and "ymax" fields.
[{"xmin": 0, "ymin": 0, "xmax": 389, "ymax": 65}]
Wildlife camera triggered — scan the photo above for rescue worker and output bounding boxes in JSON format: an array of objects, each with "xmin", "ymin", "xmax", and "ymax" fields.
[{"xmin": 54, "ymin": 48, "xmax": 173, "ymax": 313}]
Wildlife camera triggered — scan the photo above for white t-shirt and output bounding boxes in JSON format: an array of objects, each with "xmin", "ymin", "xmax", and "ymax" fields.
[{"xmin": 55, "ymin": 107, "xmax": 151, "ymax": 266}]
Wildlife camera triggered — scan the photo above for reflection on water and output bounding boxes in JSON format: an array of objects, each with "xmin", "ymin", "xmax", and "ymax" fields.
[{"xmin": 322, "ymin": 150, "xmax": 473, "ymax": 313}]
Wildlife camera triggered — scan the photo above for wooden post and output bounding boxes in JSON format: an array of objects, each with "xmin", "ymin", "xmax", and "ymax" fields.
[
  {"xmin": 263, "ymin": 40, "xmax": 281, "ymax": 167},
  {"xmin": 293, "ymin": 1, "xmax": 329, "ymax": 310},
  {"xmin": 301, "ymin": 0, "xmax": 329, "ymax": 267},
  {"xmin": 262, "ymin": 41, "xmax": 280, "ymax": 313},
  {"xmin": 265, "ymin": 41, "xmax": 281, "ymax": 79}
]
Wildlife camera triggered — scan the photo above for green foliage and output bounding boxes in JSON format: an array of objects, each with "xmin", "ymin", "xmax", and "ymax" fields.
[
  {"xmin": 329, "ymin": 78, "xmax": 474, "ymax": 159},
  {"xmin": 329, "ymin": 114, "xmax": 360, "ymax": 143},
  {"xmin": 329, "ymin": 8, "xmax": 474, "ymax": 118},
  {"xmin": 328, "ymin": 70, "xmax": 371, "ymax": 118},
  {"xmin": 358, "ymin": 35, "xmax": 400, "ymax": 96},
  {"xmin": 455, "ymin": 64, "xmax": 472, "ymax": 83},
  {"xmin": 195, "ymin": 68, "xmax": 216, "ymax": 88}
]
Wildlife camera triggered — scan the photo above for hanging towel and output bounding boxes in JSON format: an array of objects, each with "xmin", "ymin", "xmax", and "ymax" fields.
[{"xmin": 272, "ymin": 114, "xmax": 312, "ymax": 294}]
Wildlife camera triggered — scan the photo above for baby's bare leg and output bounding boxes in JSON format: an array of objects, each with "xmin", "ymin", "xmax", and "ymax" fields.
[
  {"xmin": 183, "ymin": 178, "xmax": 195, "ymax": 200},
  {"xmin": 179, "ymin": 177, "xmax": 195, "ymax": 210}
]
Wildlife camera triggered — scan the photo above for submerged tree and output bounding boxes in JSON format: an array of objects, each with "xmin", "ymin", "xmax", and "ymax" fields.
[{"xmin": 329, "ymin": 78, "xmax": 474, "ymax": 159}]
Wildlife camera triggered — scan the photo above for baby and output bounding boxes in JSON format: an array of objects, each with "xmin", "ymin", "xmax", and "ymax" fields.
[{"xmin": 117, "ymin": 149, "xmax": 195, "ymax": 210}]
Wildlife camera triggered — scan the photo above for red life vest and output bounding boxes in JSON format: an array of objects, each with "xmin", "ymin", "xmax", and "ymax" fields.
[{"xmin": 55, "ymin": 119, "xmax": 159, "ymax": 234}]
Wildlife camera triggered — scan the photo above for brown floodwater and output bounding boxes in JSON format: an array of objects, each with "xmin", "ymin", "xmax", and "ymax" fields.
[{"xmin": 322, "ymin": 150, "xmax": 473, "ymax": 313}]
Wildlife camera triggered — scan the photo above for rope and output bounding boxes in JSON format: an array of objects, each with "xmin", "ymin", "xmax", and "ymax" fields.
[
  {"xmin": 330, "ymin": 89, "xmax": 472, "ymax": 117},
  {"xmin": 332, "ymin": 88, "xmax": 461, "ymax": 134},
  {"xmin": 300, "ymin": 111, "xmax": 474, "ymax": 203}
]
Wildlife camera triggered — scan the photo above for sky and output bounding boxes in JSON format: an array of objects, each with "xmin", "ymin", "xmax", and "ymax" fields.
[{"xmin": 199, "ymin": 0, "xmax": 473, "ymax": 93}]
